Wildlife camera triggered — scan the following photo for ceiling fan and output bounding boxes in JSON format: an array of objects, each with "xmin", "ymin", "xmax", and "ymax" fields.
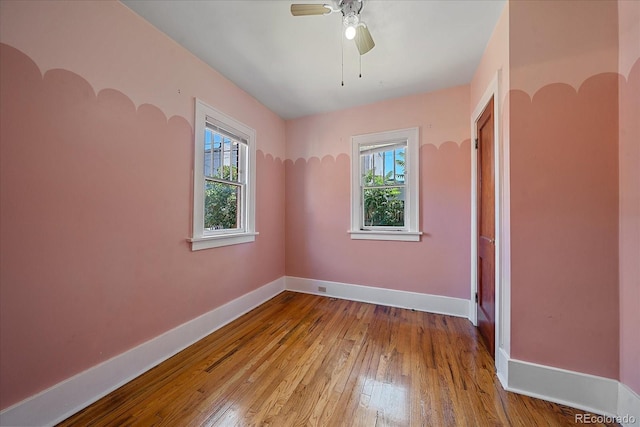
[{"xmin": 290, "ymin": 0, "xmax": 375, "ymax": 55}]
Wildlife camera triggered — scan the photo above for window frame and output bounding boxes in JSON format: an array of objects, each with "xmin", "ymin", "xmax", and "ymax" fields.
[
  {"xmin": 349, "ymin": 127, "xmax": 422, "ymax": 242},
  {"xmin": 189, "ymin": 99, "xmax": 257, "ymax": 250}
]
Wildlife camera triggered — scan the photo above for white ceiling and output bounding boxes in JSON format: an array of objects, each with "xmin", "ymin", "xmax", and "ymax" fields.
[{"xmin": 122, "ymin": 0, "xmax": 505, "ymax": 120}]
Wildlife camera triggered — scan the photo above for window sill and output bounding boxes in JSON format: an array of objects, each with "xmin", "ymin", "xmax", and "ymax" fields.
[
  {"xmin": 348, "ymin": 230, "xmax": 422, "ymax": 242},
  {"xmin": 188, "ymin": 232, "xmax": 259, "ymax": 251}
]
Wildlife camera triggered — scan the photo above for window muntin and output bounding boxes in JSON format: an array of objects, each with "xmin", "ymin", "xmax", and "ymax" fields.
[
  {"xmin": 350, "ymin": 128, "xmax": 421, "ymax": 241},
  {"xmin": 190, "ymin": 99, "xmax": 257, "ymax": 250}
]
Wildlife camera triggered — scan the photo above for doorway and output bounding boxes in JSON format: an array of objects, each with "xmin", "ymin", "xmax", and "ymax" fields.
[
  {"xmin": 476, "ymin": 97, "xmax": 495, "ymax": 356},
  {"xmin": 470, "ymin": 72, "xmax": 509, "ymax": 381}
]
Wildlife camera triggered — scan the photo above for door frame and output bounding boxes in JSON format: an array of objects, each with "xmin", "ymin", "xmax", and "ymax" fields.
[{"xmin": 470, "ymin": 70, "xmax": 511, "ymax": 384}]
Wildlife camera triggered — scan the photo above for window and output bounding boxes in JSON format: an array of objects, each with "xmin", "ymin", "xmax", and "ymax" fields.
[
  {"xmin": 189, "ymin": 99, "xmax": 257, "ymax": 250},
  {"xmin": 350, "ymin": 127, "xmax": 421, "ymax": 241}
]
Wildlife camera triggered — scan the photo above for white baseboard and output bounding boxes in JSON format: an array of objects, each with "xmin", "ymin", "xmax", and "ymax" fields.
[
  {"xmin": 618, "ymin": 382, "xmax": 640, "ymax": 427},
  {"xmin": 495, "ymin": 347, "xmax": 509, "ymax": 388},
  {"xmin": 0, "ymin": 277, "xmax": 285, "ymax": 427},
  {"xmin": 285, "ymin": 276, "xmax": 469, "ymax": 318},
  {"xmin": 505, "ymin": 358, "xmax": 619, "ymax": 418}
]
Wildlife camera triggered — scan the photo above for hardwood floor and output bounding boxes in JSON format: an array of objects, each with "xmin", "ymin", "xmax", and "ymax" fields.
[{"xmin": 58, "ymin": 292, "xmax": 617, "ymax": 426}]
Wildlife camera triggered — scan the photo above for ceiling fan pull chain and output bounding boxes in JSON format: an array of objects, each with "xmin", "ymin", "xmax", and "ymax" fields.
[
  {"xmin": 359, "ymin": 54, "xmax": 362, "ymax": 78},
  {"xmin": 341, "ymin": 30, "xmax": 345, "ymax": 87}
]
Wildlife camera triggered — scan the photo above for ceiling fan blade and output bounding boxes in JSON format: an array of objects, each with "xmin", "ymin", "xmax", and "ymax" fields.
[
  {"xmin": 290, "ymin": 4, "xmax": 331, "ymax": 16},
  {"xmin": 355, "ymin": 24, "xmax": 375, "ymax": 55}
]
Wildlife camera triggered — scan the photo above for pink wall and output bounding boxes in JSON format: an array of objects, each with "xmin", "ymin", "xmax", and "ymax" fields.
[
  {"xmin": 472, "ymin": 0, "xmax": 639, "ymax": 392},
  {"xmin": 618, "ymin": 0, "xmax": 640, "ymax": 395},
  {"xmin": 0, "ymin": 1, "xmax": 285, "ymax": 410},
  {"xmin": 508, "ymin": 0, "xmax": 620, "ymax": 379},
  {"xmin": 285, "ymin": 86, "xmax": 471, "ymax": 298},
  {"xmin": 0, "ymin": 0, "xmax": 286, "ymax": 153},
  {"xmin": 509, "ymin": 1, "xmax": 619, "ymax": 97}
]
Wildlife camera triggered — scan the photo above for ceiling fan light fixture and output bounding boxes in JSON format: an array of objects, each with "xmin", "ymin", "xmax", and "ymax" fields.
[
  {"xmin": 343, "ymin": 12, "xmax": 359, "ymax": 40},
  {"xmin": 345, "ymin": 25, "xmax": 356, "ymax": 40}
]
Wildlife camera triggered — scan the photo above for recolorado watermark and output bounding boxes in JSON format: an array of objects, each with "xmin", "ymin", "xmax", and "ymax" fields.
[{"xmin": 575, "ymin": 413, "xmax": 636, "ymax": 424}]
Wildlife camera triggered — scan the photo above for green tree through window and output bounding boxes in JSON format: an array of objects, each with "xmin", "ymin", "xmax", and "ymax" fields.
[
  {"xmin": 363, "ymin": 173, "xmax": 404, "ymax": 227},
  {"xmin": 204, "ymin": 165, "xmax": 240, "ymax": 230}
]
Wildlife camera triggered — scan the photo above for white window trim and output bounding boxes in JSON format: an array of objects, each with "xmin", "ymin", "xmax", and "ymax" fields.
[
  {"xmin": 349, "ymin": 127, "xmax": 422, "ymax": 242},
  {"xmin": 189, "ymin": 99, "xmax": 257, "ymax": 250}
]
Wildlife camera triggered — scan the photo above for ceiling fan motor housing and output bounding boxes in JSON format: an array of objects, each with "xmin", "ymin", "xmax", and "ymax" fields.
[{"xmin": 339, "ymin": 0, "xmax": 363, "ymax": 17}]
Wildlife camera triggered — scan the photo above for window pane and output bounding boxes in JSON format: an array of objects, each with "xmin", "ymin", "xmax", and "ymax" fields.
[
  {"xmin": 361, "ymin": 144, "xmax": 406, "ymax": 187},
  {"xmin": 394, "ymin": 147, "xmax": 405, "ymax": 183},
  {"xmin": 231, "ymin": 141, "xmax": 239, "ymax": 180},
  {"xmin": 223, "ymin": 137, "xmax": 231, "ymax": 171},
  {"xmin": 206, "ymin": 130, "xmax": 244, "ymax": 183},
  {"xmin": 204, "ymin": 128, "xmax": 213, "ymax": 177},
  {"xmin": 204, "ymin": 181, "xmax": 240, "ymax": 230},
  {"xmin": 213, "ymin": 134, "xmax": 222, "ymax": 178},
  {"xmin": 363, "ymin": 186, "xmax": 405, "ymax": 227}
]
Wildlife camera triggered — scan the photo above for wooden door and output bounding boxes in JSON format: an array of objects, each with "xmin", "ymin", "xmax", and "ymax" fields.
[{"xmin": 477, "ymin": 97, "xmax": 495, "ymax": 356}]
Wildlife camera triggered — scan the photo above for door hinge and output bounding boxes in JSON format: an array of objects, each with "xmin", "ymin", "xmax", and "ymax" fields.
[
  {"xmin": 475, "ymin": 292, "xmax": 478, "ymax": 303},
  {"xmin": 475, "ymin": 138, "xmax": 479, "ymax": 149}
]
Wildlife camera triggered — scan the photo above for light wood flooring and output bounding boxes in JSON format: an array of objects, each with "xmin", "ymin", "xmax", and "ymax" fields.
[{"xmin": 58, "ymin": 291, "xmax": 617, "ymax": 426}]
